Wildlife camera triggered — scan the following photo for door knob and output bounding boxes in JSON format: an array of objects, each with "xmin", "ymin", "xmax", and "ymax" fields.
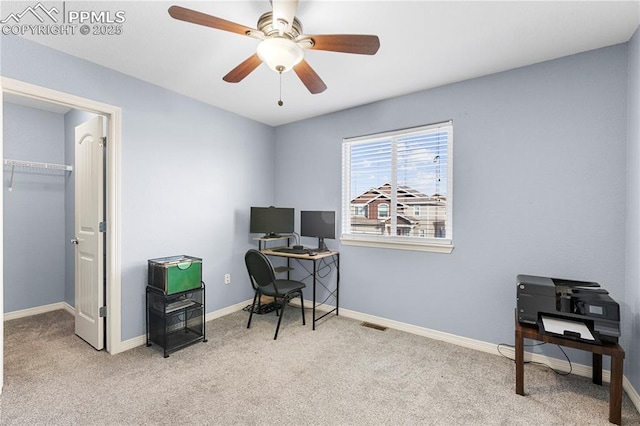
[{"xmin": 70, "ymin": 238, "xmax": 79, "ymax": 245}]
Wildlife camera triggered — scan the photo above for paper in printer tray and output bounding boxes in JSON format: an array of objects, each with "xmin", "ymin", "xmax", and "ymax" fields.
[{"xmin": 540, "ymin": 314, "xmax": 601, "ymax": 344}]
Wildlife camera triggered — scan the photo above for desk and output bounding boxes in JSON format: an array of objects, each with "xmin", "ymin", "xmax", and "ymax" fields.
[
  {"xmin": 261, "ymin": 248, "xmax": 339, "ymax": 330},
  {"xmin": 515, "ymin": 315, "xmax": 625, "ymax": 424}
]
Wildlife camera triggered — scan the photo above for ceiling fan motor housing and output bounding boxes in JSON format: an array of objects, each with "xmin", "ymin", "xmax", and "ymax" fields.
[{"xmin": 257, "ymin": 11, "xmax": 303, "ymax": 39}]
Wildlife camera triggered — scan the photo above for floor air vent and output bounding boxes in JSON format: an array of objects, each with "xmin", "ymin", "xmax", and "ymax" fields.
[{"xmin": 360, "ymin": 322, "xmax": 388, "ymax": 331}]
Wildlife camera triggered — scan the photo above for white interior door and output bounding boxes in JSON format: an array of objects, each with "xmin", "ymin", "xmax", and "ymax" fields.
[{"xmin": 74, "ymin": 116, "xmax": 104, "ymax": 350}]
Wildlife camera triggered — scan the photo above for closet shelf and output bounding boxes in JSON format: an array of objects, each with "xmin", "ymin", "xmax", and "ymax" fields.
[
  {"xmin": 4, "ymin": 158, "xmax": 73, "ymax": 192},
  {"xmin": 4, "ymin": 159, "xmax": 73, "ymax": 172}
]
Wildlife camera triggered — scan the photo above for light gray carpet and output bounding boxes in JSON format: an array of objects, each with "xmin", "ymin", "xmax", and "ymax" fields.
[{"xmin": 1, "ymin": 308, "xmax": 639, "ymax": 425}]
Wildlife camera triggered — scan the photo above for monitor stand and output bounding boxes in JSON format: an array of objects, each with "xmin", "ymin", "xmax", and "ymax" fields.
[
  {"xmin": 261, "ymin": 233, "xmax": 281, "ymax": 239},
  {"xmin": 313, "ymin": 237, "xmax": 328, "ymax": 252}
]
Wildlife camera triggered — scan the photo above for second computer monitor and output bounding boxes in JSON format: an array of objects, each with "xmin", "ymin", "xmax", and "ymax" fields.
[{"xmin": 300, "ymin": 210, "xmax": 335, "ymax": 252}]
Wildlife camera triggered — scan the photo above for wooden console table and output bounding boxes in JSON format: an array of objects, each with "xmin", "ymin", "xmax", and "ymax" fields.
[{"xmin": 515, "ymin": 315, "xmax": 625, "ymax": 424}]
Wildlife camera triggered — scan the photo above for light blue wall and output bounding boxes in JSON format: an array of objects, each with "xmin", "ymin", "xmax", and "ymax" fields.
[
  {"xmin": 626, "ymin": 27, "xmax": 640, "ymax": 395},
  {"xmin": 3, "ymin": 103, "xmax": 67, "ymax": 311},
  {"xmin": 275, "ymin": 44, "xmax": 629, "ymax": 367},
  {"xmin": 1, "ymin": 36, "xmax": 276, "ymax": 340}
]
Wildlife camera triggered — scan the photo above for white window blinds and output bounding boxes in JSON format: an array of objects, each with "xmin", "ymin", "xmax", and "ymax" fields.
[{"xmin": 342, "ymin": 121, "xmax": 453, "ymax": 252}]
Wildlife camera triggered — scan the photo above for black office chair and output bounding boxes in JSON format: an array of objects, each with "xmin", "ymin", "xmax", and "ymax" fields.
[{"xmin": 244, "ymin": 249, "xmax": 306, "ymax": 339}]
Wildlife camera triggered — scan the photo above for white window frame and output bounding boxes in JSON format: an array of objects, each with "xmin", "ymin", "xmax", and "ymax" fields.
[
  {"xmin": 341, "ymin": 121, "xmax": 453, "ymax": 253},
  {"xmin": 378, "ymin": 203, "xmax": 389, "ymax": 218}
]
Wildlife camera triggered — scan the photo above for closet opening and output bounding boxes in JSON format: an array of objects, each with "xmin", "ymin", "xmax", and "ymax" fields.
[{"xmin": 0, "ymin": 78, "xmax": 123, "ymax": 394}]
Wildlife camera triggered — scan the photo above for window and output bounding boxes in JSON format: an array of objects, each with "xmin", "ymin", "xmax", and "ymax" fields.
[
  {"xmin": 341, "ymin": 121, "xmax": 453, "ymax": 253},
  {"xmin": 378, "ymin": 203, "xmax": 389, "ymax": 218}
]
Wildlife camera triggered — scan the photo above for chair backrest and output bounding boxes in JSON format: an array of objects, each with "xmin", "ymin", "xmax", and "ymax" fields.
[{"xmin": 244, "ymin": 249, "xmax": 276, "ymax": 290}]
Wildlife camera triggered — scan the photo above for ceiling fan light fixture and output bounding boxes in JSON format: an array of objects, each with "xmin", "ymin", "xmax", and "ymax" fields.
[{"xmin": 256, "ymin": 37, "xmax": 304, "ymax": 73}]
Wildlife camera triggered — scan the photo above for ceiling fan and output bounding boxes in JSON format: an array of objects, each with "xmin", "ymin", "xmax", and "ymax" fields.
[{"xmin": 168, "ymin": 1, "xmax": 380, "ymax": 96}]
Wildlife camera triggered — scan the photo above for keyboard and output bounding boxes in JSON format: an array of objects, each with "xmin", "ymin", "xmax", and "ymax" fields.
[{"xmin": 272, "ymin": 247, "xmax": 308, "ymax": 255}]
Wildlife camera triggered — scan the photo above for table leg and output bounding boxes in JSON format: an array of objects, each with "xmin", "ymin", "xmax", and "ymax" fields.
[
  {"xmin": 312, "ymin": 258, "xmax": 316, "ymax": 331},
  {"xmin": 335, "ymin": 254, "xmax": 340, "ymax": 316},
  {"xmin": 609, "ymin": 352, "xmax": 624, "ymax": 425},
  {"xmin": 516, "ymin": 327, "xmax": 524, "ymax": 395},
  {"xmin": 592, "ymin": 352, "xmax": 602, "ymax": 385}
]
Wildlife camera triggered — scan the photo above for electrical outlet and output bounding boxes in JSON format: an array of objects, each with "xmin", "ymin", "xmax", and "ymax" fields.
[{"xmin": 224, "ymin": 273, "xmax": 231, "ymax": 284}]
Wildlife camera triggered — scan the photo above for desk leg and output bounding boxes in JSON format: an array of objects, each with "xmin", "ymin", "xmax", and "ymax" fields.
[
  {"xmin": 335, "ymin": 254, "xmax": 339, "ymax": 316},
  {"xmin": 515, "ymin": 327, "xmax": 524, "ymax": 395},
  {"xmin": 592, "ymin": 353, "xmax": 602, "ymax": 385},
  {"xmin": 609, "ymin": 353, "xmax": 624, "ymax": 425},
  {"xmin": 312, "ymin": 258, "xmax": 317, "ymax": 331}
]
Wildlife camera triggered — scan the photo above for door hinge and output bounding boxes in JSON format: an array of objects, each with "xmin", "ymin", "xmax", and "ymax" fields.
[
  {"xmin": 99, "ymin": 222, "xmax": 106, "ymax": 232},
  {"xmin": 99, "ymin": 306, "xmax": 107, "ymax": 318},
  {"xmin": 99, "ymin": 136, "xmax": 107, "ymax": 148}
]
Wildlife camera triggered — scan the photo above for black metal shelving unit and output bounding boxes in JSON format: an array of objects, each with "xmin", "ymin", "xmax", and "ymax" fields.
[{"xmin": 146, "ymin": 283, "xmax": 207, "ymax": 357}]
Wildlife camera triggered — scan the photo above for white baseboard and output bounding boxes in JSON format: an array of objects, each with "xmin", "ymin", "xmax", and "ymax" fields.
[
  {"xmin": 625, "ymin": 376, "xmax": 640, "ymax": 412},
  {"xmin": 62, "ymin": 302, "xmax": 75, "ymax": 316},
  {"xmin": 485, "ymin": 339, "xmax": 607, "ymax": 380},
  {"xmin": 119, "ymin": 334, "xmax": 147, "ymax": 352},
  {"xmin": 205, "ymin": 299, "xmax": 252, "ymax": 323},
  {"xmin": 4, "ymin": 302, "xmax": 72, "ymax": 321}
]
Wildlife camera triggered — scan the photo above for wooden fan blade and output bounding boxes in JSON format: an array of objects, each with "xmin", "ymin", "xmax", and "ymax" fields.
[
  {"xmin": 293, "ymin": 60, "xmax": 327, "ymax": 94},
  {"xmin": 168, "ymin": 5, "xmax": 255, "ymax": 36},
  {"xmin": 303, "ymin": 34, "xmax": 380, "ymax": 55},
  {"xmin": 223, "ymin": 54, "xmax": 263, "ymax": 83}
]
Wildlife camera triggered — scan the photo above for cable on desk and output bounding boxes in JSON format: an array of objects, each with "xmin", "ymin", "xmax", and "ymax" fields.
[
  {"xmin": 293, "ymin": 254, "xmax": 335, "ymax": 277},
  {"xmin": 497, "ymin": 342, "xmax": 572, "ymax": 376},
  {"xmin": 316, "ymin": 257, "xmax": 334, "ymax": 279},
  {"xmin": 293, "ymin": 256, "xmax": 336, "ymax": 295}
]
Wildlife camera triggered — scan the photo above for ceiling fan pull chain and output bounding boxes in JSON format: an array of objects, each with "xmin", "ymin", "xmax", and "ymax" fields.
[{"xmin": 277, "ymin": 65, "xmax": 284, "ymax": 106}]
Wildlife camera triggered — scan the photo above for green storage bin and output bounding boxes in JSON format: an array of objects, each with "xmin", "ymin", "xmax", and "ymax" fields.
[{"xmin": 148, "ymin": 255, "xmax": 202, "ymax": 294}]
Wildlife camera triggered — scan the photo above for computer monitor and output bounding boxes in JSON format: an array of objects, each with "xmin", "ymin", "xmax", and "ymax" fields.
[
  {"xmin": 300, "ymin": 210, "xmax": 335, "ymax": 252},
  {"xmin": 250, "ymin": 206, "xmax": 295, "ymax": 238}
]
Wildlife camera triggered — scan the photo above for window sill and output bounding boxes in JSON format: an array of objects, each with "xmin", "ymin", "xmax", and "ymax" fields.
[{"xmin": 340, "ymin": 236, "xmax": 454, "ymax": 254}]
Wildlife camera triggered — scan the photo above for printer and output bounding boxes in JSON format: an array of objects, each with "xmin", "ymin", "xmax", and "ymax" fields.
[{"xmin": 516, "ymin": 274, "xmax": 620, "ymax": 343}]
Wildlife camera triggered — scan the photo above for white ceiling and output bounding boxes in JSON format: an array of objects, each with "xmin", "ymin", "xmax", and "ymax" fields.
[{"xmin": 9, "ymin": 1, "xmax": 640, "ymax": 126}]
